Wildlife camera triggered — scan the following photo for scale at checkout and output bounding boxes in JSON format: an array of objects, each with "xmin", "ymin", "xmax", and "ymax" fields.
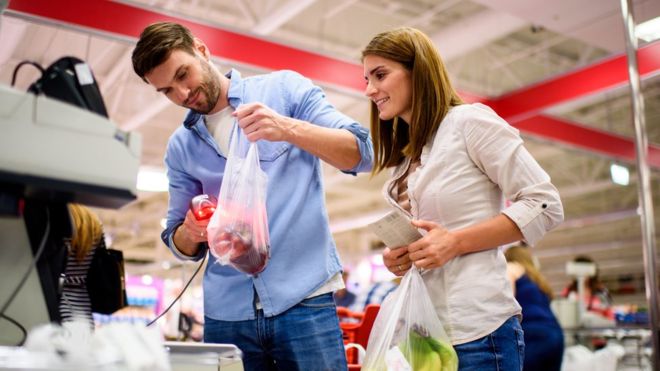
[
  {"xmin": 0, "ymin": 341, "xmax": 244, "ymax": 371},
  {"xmin": 165, "ymin": 341, "xmax": 244, "ymax": 371}
]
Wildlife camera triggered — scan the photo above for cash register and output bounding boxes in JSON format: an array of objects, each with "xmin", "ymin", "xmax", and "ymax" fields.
[{"xmin": 0, "ymin": 81, "xmax": 141, "ymax": 344}]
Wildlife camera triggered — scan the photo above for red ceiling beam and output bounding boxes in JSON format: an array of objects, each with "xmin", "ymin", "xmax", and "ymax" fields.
[
  {"xmin": 491, "ymin": 41, "xmax": 660, "ymax": 122},
  {"xmin": 5, "ymin": 0, "xmax": 364, "ymax": 92},
  {"xmin": 6, "ymin": 0, "xmax": 660, "ymax": 168},
  {"xmin": 513, "ymin": 115, "xmax": 660, "ymax": 167}
]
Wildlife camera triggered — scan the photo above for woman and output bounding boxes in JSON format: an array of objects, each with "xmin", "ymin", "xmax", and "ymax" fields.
[
  {"xmin": 506, "ymin": 245, "xmax": 564, "ymax": 371},
  {"xmin": 59, "ymin": 203, "xmax": 104, "ymax": 328},
  {"xmin": 362, "ymin": 27, "xmax": 564, "ymax": 370}
]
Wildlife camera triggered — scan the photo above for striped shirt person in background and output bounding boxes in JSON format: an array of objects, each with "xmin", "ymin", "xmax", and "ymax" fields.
[{"xmin": 58, "ymin": 203, "xmax": 104, "ymax": 329}]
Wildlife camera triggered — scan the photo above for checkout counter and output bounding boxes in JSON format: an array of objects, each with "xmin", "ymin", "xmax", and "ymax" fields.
[
  {"xmin": 0, "ymin": 341, "xmax": 243, "ymax": 371},
  {"xmin": 0, "ymin": 81, "xmax": 243, "ymax": 370},
  {"xmin": 552, "ymin": 262, "xmax": 652, "ymax": 370}
]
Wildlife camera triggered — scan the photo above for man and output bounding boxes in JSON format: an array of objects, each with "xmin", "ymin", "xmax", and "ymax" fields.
[{"xmin": 131, "ymin": 22, "xmax": 372, "ymax": 370}]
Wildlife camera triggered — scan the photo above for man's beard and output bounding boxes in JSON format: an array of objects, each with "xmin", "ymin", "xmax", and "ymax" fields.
[{"xmin": 190, "ymin": 57, "xmax": 221, "ymax": 114}]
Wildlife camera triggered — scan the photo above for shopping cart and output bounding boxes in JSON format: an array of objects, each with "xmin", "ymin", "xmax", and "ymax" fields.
[{"xmin": 337, "ymin": 304, "xmax": 380, "ymax": 370}]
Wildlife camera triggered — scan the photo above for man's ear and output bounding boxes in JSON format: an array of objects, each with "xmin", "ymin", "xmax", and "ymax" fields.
[{"xmin": 193, "ymin": 37, "xmax": 211, "ymax": 60}]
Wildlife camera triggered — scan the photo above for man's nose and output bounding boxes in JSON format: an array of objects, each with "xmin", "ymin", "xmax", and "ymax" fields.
[{"xmin": 174, "ymin": 85, "xmax": 190, "ymax": 104}]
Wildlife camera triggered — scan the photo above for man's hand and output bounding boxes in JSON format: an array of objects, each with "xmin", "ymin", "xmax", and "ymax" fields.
[
  {"xmin": 181, "ymin": 209, "xmax": 210, "ymax": 241},
  {"xmin": 234, "ymin": 102, "xmax": 294, "ymax": 142},
  {"xmin": 407, "ymin": 220, "xmax": 461, "ymax": 270},
  {"xmin": 234, "ymin": 102, "xmax": 362, "ymax": 170},
  {"xmin": 173, "ymin": 209, "xmax": 210, "ymax": 256}
]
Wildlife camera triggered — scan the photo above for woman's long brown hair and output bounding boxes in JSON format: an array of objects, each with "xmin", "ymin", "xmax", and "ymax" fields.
[{"xmin": 361, "ymin": 27, "xmax": 464, "ymax": 174}]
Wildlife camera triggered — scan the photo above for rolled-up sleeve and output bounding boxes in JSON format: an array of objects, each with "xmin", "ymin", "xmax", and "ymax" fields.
[
  {"xmin": 341, "ymin": 123, "xmax": 373, "ymax": 174},
  {"xmin": 165, "ymin": 227, "xmax": 207, "ymax": 261},
  {"xmin": 465, "ymin": 106, "xmax": 564, "ymax": 246},
  {"xmin": 160, "ymin": 140, "xmax": 207, "ymax": 261},
  {"xmin": 284, "ymin": 70, "xmax": 373, "ymax": 175}
]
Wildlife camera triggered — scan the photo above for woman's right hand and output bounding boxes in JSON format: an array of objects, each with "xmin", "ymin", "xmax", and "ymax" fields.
[{"xmin": 383, "ymin": 246, "xmax": 412, "ymax": 276}]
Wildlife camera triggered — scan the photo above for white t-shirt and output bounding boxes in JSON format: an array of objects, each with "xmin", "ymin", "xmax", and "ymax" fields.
[{"xmin": 204, "ymin": 106, "xmax": 234, "ymax": 156}]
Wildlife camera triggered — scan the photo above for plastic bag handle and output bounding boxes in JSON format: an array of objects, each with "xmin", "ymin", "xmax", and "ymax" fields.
[{"xmin": 345, "ymin": 343, "xmax": 367, "ymax": 364}]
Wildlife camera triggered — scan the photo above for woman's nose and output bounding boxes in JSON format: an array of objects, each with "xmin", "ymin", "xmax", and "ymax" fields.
[{"xmin": 364, "ymin": 81, "xmax": 376, "ymax": 97}]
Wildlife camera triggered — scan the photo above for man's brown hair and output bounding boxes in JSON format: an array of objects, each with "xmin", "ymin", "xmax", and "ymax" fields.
[{"xmin": 132, "ymin": 22, "xmax": 196, "ymax": 82}]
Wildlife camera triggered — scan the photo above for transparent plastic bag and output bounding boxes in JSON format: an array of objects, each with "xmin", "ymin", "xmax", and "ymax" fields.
[
  {"xmin": 207, "ymin": 131, "xmax": 270, "ymax": 275},
  {"xmin": 362, "ymin": 268, "xmax": 458, "ymax": 371}
]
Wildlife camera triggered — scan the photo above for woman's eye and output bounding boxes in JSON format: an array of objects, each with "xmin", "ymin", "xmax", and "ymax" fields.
[{"xmin": 376, "ymin": 72, "xmax": 385, "ymax": 80}]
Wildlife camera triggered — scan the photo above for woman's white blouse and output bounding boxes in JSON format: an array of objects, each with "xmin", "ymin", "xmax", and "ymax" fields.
[{"xmin": 383, "ymin": 103, "xmax": 564, "ymax": 344}]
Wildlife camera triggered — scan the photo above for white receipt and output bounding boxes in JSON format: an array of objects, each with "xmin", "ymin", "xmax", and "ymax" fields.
[{"xmin": 367, "ymin": 208, "xmax": 422, "ymax": 248}]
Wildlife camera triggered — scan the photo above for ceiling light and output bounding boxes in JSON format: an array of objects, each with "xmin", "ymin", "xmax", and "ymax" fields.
[
  {"xmin": 637, "ymin": 16, "xmax": 660, "ymax": 42},
  {"xmin": 141, "ymin": 274, "xmax": 153, "ymax": 285},
  {"xmin": 136, "ymin": 166, "xmax": 168, "ymax": 192},
  {"xmin": 610, "ymin": 163, "xmax": 630, "ymax": 186}
]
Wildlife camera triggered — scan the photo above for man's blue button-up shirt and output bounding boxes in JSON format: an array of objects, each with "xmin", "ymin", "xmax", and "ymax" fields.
[{"xmin": 161, "ymin": 69, "xmax": 373, "ymax": 321}]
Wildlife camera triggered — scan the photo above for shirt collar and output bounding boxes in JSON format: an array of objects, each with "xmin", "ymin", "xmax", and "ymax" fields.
[{"xmin": 226, "ymin": 68, "xmax": 243, "ymax": 106}]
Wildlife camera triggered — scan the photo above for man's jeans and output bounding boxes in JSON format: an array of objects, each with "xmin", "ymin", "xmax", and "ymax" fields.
[
  {"xmin": 454, "ymin": 316, "xmax": 525, "ymax": 371},
  {"xmin": 204, "ymin": 293, "xmax": 347, "ymax": 371}
]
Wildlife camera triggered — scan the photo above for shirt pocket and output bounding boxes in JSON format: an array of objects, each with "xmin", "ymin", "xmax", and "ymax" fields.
[{"xmin": 256, "ymin": 140, "xmax": 290, "ymax": 162}]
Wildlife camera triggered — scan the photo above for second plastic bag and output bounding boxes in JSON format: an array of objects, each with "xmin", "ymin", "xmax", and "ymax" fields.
[
  {"xmin": 207, "ymin": 129, "xmax": 270, "ymax": 275},
  {"xmin": 362, "ymin": 268, "xmax": 458, "ymax": 371}
]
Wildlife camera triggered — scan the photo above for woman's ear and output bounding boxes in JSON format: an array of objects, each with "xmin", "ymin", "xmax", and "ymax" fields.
[{"xmin": 193, "ymin": 37, "xmax": 211, "ymax": 60}]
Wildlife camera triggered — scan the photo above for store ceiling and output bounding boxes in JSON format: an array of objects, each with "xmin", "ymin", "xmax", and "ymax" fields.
[{"xmin": 1, "ymin": 0, "xmax": 659, "ymax": 295}]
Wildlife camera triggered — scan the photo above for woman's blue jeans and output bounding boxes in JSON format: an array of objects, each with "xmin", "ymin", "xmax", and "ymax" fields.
[
  {"xmin": 454, "ymin": 316, "xmax": 525, "ymax": 371},
  {"xmin": 204, "ymin": 293, "xmax": 347, "ymax": 371}
]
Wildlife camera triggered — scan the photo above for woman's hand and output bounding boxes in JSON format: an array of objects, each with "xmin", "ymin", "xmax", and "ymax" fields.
[
  {"xmin": 382, "ymin": 246, "xmax": 412, "ymax": 277},
  {"xmin": 407, "ymin": 220, "xmax": 461, "ymax": 270}
]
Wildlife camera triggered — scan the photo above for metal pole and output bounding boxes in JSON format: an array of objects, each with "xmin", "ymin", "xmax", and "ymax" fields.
[{"xmin": 619, "ymin": 0, "xmax": 660, "ymax": 369}]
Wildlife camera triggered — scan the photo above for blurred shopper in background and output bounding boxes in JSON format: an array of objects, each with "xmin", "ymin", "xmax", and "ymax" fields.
[
  {"xmin": 351, "ymin": 278, "xmax": 399, "ymax": 312},
  {"xmin": 562, "ymin": 255, "xmax": 614, "ymax": 319},
  {"xmin": 132, "ymin": 22, "xmax": 373, "ymax": 370},
  {"xmin": 334, "ymin": 271, "xmax": 357, "ymax": 308},
  {"xmin": 506, "ymin": 244, "xmax": 564, "ymax": 371},
  {"xmin": 58, "ymin": 203, "xmax": 104, "ymax": 329},
  {"xmin": 361, "ymin": 27, "xmax": 564, "ymax": 370}
]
